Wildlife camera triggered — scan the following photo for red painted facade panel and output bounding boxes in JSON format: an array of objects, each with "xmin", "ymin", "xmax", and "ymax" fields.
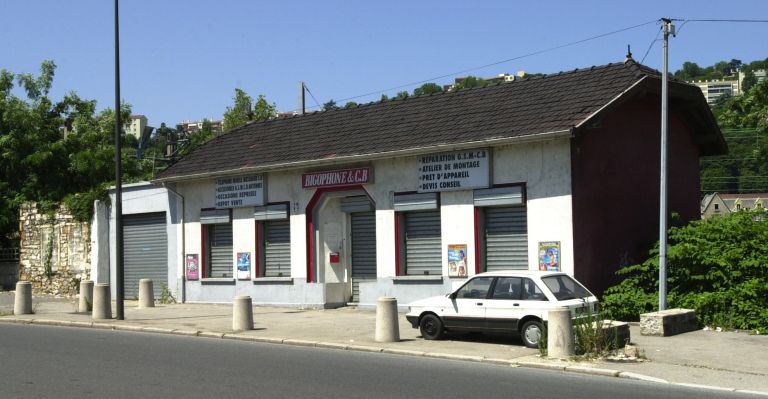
[{"xmin": 571, "ymin": 95, "xmax": 701, "ymax": 297}]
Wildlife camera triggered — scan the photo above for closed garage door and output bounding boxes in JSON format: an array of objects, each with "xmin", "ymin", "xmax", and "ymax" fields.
[
  {"xmin": 123, "ymin": 212, "xmax": 168, "ymax": 299},
  {"xmin": 405, "ymin": 210, "xmax": 442, "ymax": 276},
  {"xmin": 264, "ymin": 220, "xmax": 290, "ymax": 277},
  {"xmin": 351, "ymin": 211, "xmax": 376, "ymax": 302},
  {"xmin": 484, "ymin": 206, "xmax": 528, "ymax": 271}
]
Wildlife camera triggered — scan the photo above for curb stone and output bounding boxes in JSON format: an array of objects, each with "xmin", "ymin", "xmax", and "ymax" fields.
[
  {"xmin": 424, "ymin": 352, "xmax": 484, "ymax": 362},
  {"xmin": 735, "ymin": 390, "xmax": 768, "ymax": 397},
  {"xmin": 316, "ymin": 342, "xmax": 349, "ymax": 350},
  {"xmin": 516, "ymin": 361, "xmax": 566, "ymax": 371},
  {"xmin": 674, "ymin": 383, "xmax": 736, "ymax": 392},
  {"xmin": 381, "ymin": 348, "xmax": 425, "ymax": 357},
  {"xmin": 565, "ymin": 366, "xmax": 620, "ymax": 377},
  {"xmin": 282, "ymin": 339, "xmax": 318, "ymax": 347},
  {"xmin": 617, "ymin": 372, "xmax": 668, "ymax": 383}
]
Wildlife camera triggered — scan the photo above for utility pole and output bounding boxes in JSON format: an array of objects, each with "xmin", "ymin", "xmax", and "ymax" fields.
[
  {"xmin": 659, "ymin": 18, "xmax": 675, "ymax": 311},
  {"xmin": 299, "ymin": 81, "xmax": 305, "ymax": 115},
  {"xmin": 114, "ymin": 0, "xmax": 124, "ymax": 320}
]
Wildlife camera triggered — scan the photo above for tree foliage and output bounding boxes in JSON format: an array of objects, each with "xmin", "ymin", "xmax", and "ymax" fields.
[
  {"xmin": 222, "ymin": 88, "xmax": 276, "ymax": 131},
  {"xmin": 0, "ymin": 61, "xmax": 148, "ymax": 244},
  {"xmin": 602, "ymin": 211, "xmax": 768, "ymax": 331},
  {"xmin": 700, "ymin": 79, "xmax": 768, "ymax": 193},
  {"xmin": 413, "ymin": 83, "xmax": 443, "ymax": 97}
]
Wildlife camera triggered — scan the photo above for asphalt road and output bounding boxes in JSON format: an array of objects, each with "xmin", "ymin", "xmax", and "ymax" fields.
[{"xmin": 0, "ymin": 324, "xmax": 761, "ymax": 399}]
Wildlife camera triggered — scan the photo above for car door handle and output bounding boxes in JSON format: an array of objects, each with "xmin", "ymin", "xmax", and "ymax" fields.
[
  {"xmin": 476, "ymin": 302, "xmax": 483, "ymax": 306},
  {"xmin": 513, "ymin": 303, "xmax": 520, "ymax": 306}
]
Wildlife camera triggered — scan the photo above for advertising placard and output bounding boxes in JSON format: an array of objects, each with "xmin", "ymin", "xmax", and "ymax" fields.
[
  {"xmin": 215, "ymin": 175, "xmax": 264, "ymax": 209},
  {"xmin": 538, "ymin": 241, "xmax": 561, "ymax": 271},
  {"xmin": 447, "ymin": 244, "xmax": 468, "ymax": 277},
  {"xmin": 236, "ymin": 252, "xmax": 251, "ymax": 280},
  {"xmin": 186, "ymin": 254, "xmax": 199, "ymax": 280},
  {"xmin": 417, "ymin": 148, "xmax": 490, "ymax": 193},
  {"xmin": 302, "ymin": 167, "xmax": 372, "ymax": 189}
]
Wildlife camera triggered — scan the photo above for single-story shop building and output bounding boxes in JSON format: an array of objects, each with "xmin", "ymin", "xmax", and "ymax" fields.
[{"xmin": 93, "ymin": 59, "xmax": 725, "ymax": 307}]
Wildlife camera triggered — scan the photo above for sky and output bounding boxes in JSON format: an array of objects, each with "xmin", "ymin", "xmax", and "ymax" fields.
[{"xmin": 2, "ymin": 0, "xmax": 767, "ymax": 127}]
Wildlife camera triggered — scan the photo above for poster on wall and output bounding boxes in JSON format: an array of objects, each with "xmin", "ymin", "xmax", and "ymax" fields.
[
  {"xmin": 237, "ymin": 252, "xmax": 251, "ymax": 280},
  {"xmin": 447, "ymin": 244, "xmax": 468, "ymax": 277},
  {"xmin": 538, "ymin": 241, "xmax": 560, "ymax": 271},
  {"xmin": 186, "ymin": 254, "xmax": 199, "ymax": 280}
]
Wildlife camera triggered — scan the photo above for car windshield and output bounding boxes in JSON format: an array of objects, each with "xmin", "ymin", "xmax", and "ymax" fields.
[{"xmin": 541, "ymin": 275, "xmax": 593, "ymax": 300}]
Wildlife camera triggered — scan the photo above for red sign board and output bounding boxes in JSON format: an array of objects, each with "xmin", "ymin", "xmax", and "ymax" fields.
[{"xmin": 302, "ymin": 167, "xmax": 372, "ymax": 188}]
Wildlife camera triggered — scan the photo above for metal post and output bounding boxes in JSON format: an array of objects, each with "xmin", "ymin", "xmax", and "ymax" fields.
[
  {"xmin": 659, "ymin": 18, "xmax": 674, "ymax": 311},
  {"xmin": 114, "ymin": 0, "xmax": 124, "ymax": 320},
  {"xmin": 299, "ymin": 81, "xmax": 305, "ymax": 115}
]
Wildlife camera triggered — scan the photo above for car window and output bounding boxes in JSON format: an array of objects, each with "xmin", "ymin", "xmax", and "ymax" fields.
[
  {"xmin": 455, "ymin": 277, "xmax": 494, "ymax": 299},
  {"xmin": 490, "ymin": 277, "xmax": 522, "ymax": 300},
  {"xmin": 521, "ymin": 278, "xmax": 548, "ymax": 301},
  {"xmin": 541, "ymin": 275, "xmax": 593, "ymax": 300}
]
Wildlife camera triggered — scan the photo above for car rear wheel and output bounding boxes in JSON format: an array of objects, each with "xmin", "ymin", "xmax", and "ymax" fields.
[
  {"xmin": 419, "ymin": 314, "xmax": 445, "ymax": 340},
  {"xmin": 521, "ymin": 320, "xmax": 543, "ymax": 348}
]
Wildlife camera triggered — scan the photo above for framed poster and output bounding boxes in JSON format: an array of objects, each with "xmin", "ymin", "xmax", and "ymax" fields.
[
  {"xmin": 186, "ymin": 254, "xmax": 199, "ymax": 280},
  {"xmin": 447, "ymin": 244, "xmax": 468, "ymax": 277},
  {"xmin": 538, "ymin": 241, "xmax": 561, "ymax": 271},
  {"xmin": 237, "ymin": 252, "xmax": 251, "ymax": 280}
]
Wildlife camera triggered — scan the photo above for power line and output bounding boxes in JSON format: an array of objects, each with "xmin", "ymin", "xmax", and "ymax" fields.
[
  {"xmin": 292, "ymin": 19, "xmax": 659, "ymax": 112},
  {"xmin": 302, "ymin": 84, "xmax": 322, "ymax": 109},
  {"xmin": 640, "ymin": 25, "xmax": 663, "ymax": 64}
]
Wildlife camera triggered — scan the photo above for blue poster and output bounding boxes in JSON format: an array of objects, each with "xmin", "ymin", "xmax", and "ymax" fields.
[{"xmin": 237, "ymin": 252, "xmax": 251, "ymax": 280}]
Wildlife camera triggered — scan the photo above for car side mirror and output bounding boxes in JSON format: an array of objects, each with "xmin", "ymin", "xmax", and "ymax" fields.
[{"xmin": 449, "ymin": 292, "xmax": 457, "ymax": 300}]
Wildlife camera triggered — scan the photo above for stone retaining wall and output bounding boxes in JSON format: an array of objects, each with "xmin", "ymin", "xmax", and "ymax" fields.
[{"xmin": 19, "ymin": 203, "xmax": 91, "ymax": 296}]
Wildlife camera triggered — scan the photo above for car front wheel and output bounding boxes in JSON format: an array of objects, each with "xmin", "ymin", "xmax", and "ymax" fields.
[
  {"xmin": 419, "ymin": 314, "xmax": 445, "ymax": 340},
  {"xmin": 521, "ymin": 320, "xmax": 543, "ymax": 348}
]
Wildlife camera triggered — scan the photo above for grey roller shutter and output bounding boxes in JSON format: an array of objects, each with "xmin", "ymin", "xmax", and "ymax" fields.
[
  {"xmin": 342, "ymin": 196, "xmax": 373, "ymax": 213},
  {"xmin": 405, "ymin": 210, "xmax": 442, "ymax": 276},
  {"xmin": 351, "ymin": 211, "xmax": 377, "ymax": 302},
  {"xmin": 484, "ymin": 206, "xmax": 528, "ymax": 271},
  {"xmin": 264, "ymin": 220, "xmax": 290, "ymax": 277},
  {"xmin": 209, "ymin": 224, "xmax": 233, "ymax": 278},
  {"xmin": 123, "ymin": 213, "xmax": 167, "ymax": 299}
]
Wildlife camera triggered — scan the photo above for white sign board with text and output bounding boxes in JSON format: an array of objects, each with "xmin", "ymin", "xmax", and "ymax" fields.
[
  {"xmin": 417, "ymin": 148, "xmax": 490, "ymax": 193},
  {"xmin": 215, "ymin": 175, "xmax": 264, "ymax": 208}
]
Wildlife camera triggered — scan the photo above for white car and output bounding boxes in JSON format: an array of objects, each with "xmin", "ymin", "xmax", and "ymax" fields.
[{"xmin": 405, "ymin": 271, "xmax": 598, "ymax": 348}]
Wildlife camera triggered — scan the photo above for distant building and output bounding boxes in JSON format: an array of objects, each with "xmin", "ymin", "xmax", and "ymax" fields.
[
  {"xmin": 127, "ymin": 115, "xmax": 148, "ymax": 139},
  {"xmin": 701, "ymin": 192, "xmax": 767, "ymax": 218},
  {"xmin": 444, "ymin": 71, "xmax": 528, "ymax": 92},
  {"xmin": 691, "ymin": 80, "xmax": 740, "ymax": 106},
  {"xmin": 180, "ymin": 119, "xmax": 224, "ymax": 135}
]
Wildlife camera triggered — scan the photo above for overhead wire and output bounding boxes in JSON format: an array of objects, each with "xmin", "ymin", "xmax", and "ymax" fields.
[{"xmin": 293, "ymin": 19, "xmax": 659, "ymax": 112}]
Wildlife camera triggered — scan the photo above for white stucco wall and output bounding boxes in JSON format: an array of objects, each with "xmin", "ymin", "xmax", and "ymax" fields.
[{"xmin": 106, "ymin": 137, "xmax": 574, "ymax": 307}]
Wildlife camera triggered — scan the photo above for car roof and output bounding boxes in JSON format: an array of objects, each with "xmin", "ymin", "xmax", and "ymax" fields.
[{"xmin": 473, "ymin": 270, "xmax": 567, "ymax": 278}]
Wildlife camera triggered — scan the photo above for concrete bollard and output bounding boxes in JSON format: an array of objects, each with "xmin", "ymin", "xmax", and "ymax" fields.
[
  {"xmin": 13, "ymin": 281, "xmax": 33, "ymax": 315},
  {"xmin": 547, "ymin": 307, "xmax": 575, "ymax": 358},
  {"xmin": 92, "ymin": 283, "xmax": 112, "ymax": 320},
  {"xmin": 232, "ymin": 295, "xmax": 253, "ymax": 331},
  {"xmin": 374, "ymin": 296, "xmax": 400, "ymax": 343},
  {"xmin": 78, "ymin": 280, "xmax": 94, "ymax": 313},
  {"xmin": 138, "ymin": 279, "xmax": 155, "ymax": 308}
]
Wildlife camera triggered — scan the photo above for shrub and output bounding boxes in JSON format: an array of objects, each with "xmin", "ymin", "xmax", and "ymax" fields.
[{"xmin": 602, "ymin": 210, "xmax": 768, "ymax": 331}]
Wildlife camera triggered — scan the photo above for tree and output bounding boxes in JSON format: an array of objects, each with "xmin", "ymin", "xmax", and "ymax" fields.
[
  {"xmin": 344, "ymin": 101, "xmax": 358, "ymax": 108},
  {"xmin": 395, "ymin": 91, "xmax": 409, "ymax": 100},
  {"xmin": 454, "ymin": 76, "xmax": 486, "ymax": 90},
  {"xmin": 179, "ymin": 119, "xmax": 214, "ymax": 157},
  {"xmin": 413, "ymin": 83, "xmax": 443, "ymax": 97},
  {"xmin": 223, "ymin": 88, "xmax": 253, "ymax": 131},
  {"xmin": 742, "ymin": 70, "xmax": 757, "ymax": 93},
  {"xmin": 0, "ymin": 60, "xmax": 147, "ymax": 245},
  {"xmin": 323, "ymin": 100, "xmax": 338, "ymax": 111}
]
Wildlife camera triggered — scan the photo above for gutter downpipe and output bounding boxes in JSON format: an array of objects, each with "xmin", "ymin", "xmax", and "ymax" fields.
[{"xmin": 163, "ymin": 182, "xmax": 186, "ymax": 303}]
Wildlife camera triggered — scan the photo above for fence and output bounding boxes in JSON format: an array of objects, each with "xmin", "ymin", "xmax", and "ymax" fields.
[{"xmin": 0, "ymin": 248, "xmax": 20, "ymax": 290}]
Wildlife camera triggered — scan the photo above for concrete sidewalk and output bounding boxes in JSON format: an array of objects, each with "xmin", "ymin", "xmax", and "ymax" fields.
[{"xmin": 2, "ymin": 293, "xmax": 767, "ymax": 396}]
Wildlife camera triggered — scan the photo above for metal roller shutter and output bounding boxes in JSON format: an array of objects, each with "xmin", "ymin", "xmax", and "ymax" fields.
[
  {"xmin": 264, "ymin": 220, "xmax": 291, "ymax": 277},
  {"xmin": 484, "ymin": 206, "xmax": 528, "ymax": 271},
  {"xmin": 351, "ymin": 212, "xmax": 377, "ymax": 302},
  {"xmin": 208, "ymin": 224, "xmax": 233, "ymax": 278},
  {"xmin": 405, "ymin": 210, "xmax": 442, "ymax": 276},
  {"xmin": 123, "ymin": 213, "xmax": 167, "ymax": 299}
]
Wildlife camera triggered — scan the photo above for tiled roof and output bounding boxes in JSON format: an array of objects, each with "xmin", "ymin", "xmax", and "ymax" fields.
[{"xmin": 156, "ymin": 59, "xmax": 721, "ymax": 182}]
